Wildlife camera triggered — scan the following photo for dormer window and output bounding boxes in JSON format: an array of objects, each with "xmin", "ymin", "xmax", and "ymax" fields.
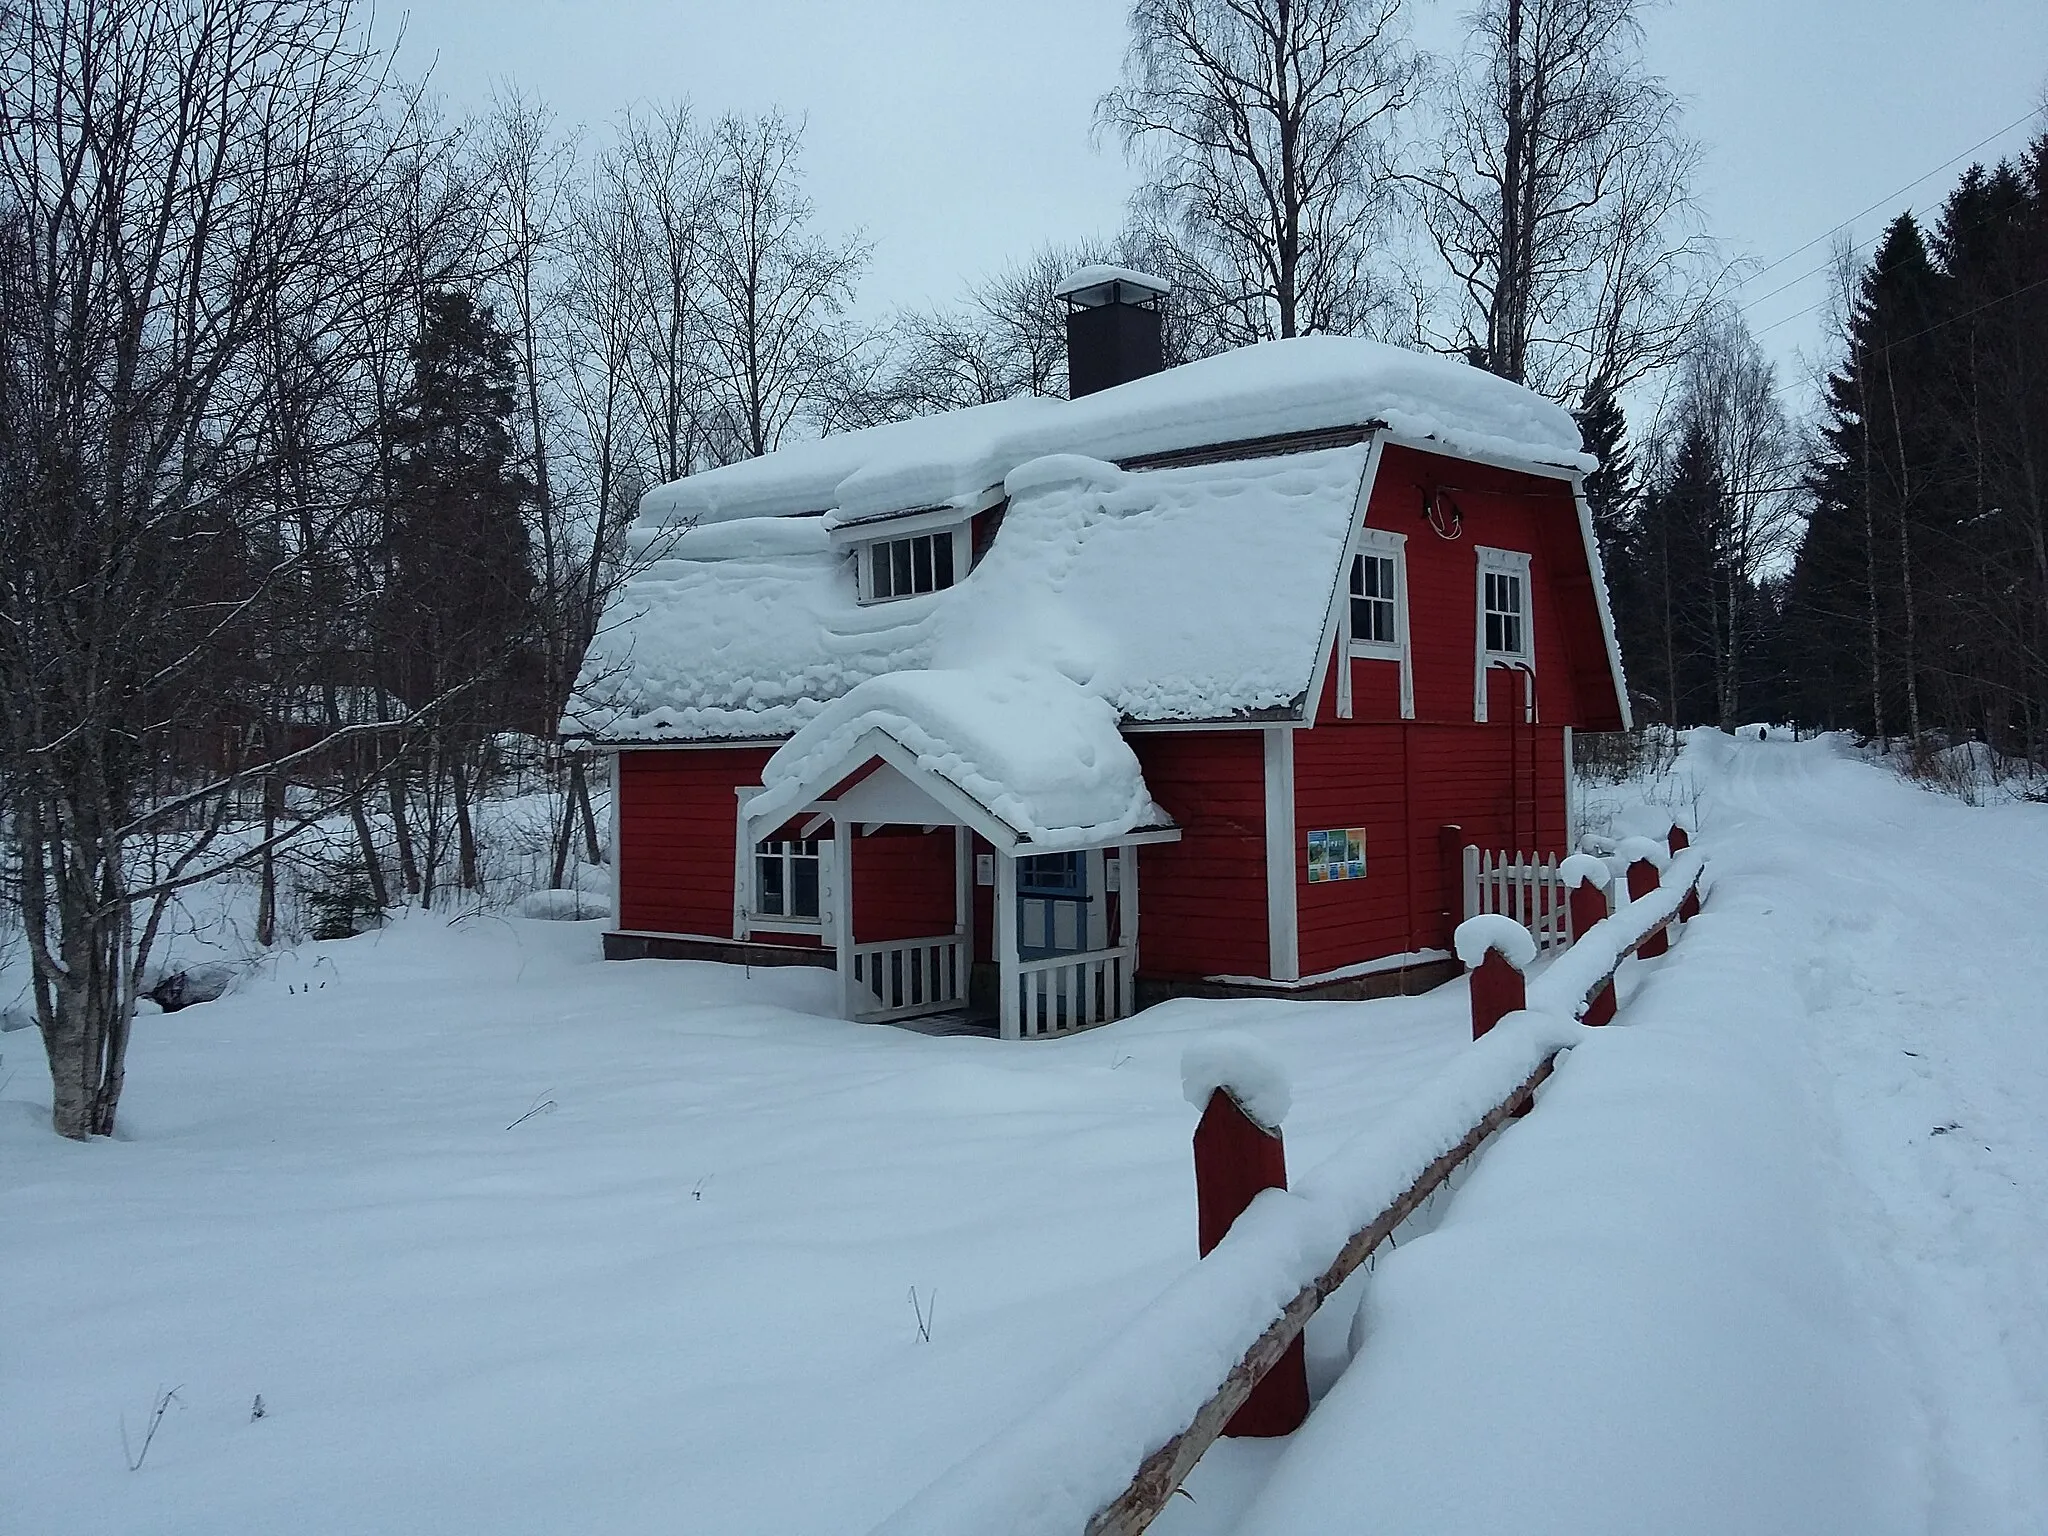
[{"xmin": 854, "ymin": 522, "xmax": 970, "ymax": 603}]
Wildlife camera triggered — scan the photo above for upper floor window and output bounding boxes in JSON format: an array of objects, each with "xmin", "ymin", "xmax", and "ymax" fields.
[
  {"xmin": 1484, "ymin": 568, "xmax": 1526, "ymax": 658},
  {"xmin": 1350, "ymin": 552, "xmax": 1397, "ymax": 646},
  {"xmin": 1337, "ymin": 528, "xmax": 1410, "ymax": 720},
  {"xmin": 862, "ymin": 529, "xmax": 958, "ymax": 602},
  {"xmin": 1473, "ymin": 545, "xmax": 1534, "ymax": 722},
  {"xmin": 756, "ymin": 838, "xmax": 820, "ymax": 920}
]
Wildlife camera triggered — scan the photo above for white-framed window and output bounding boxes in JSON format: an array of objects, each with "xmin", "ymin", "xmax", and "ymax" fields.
[
  {"xmin": 1484, "ymin": 568, "xmax": 1527, "ymax": 658},
  {"xmin": 858, "ymin": 526, "xmax": 966, "ymax": 603},
  {"xmin": 1337, "ymin": 528, "xmax": 1411, "ymax": 719},
  {"xmin": 1474, "ymin": 545, "xmax": 1535, "ymax": 721},
  {"xmin": 1349, "ymin": 551, "xmax": 1399, "ymax": 650},
  {"xmin": 755, "ymin": 838, "xmax": 821, "ymax": 921}
]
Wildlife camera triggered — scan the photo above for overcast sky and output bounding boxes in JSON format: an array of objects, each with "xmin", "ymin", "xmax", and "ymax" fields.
[{"xmin": 392, "ymin": 0, "xmax": 2047, "ymax": 415}]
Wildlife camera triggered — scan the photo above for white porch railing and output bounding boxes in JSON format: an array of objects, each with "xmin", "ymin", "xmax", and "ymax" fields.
[
  {"xmin": 850, "ymin": 935, "xmax": 966, "ymax": 1022},
  {"xmin": 1462, "ymin": 846, "xmax": 1569, "ymax": 951},
  {"xmin": 1009, "ymin": 945, "xmax": 1135, "ymax": 1039}
]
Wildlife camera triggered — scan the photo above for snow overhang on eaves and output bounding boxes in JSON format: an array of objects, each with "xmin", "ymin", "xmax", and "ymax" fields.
[{"xmin": 742, "ymin": 726, "xmax": 1181, "ymax": 855}]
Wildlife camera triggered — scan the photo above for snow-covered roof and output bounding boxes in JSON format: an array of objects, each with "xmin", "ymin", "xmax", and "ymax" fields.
[
  {"xmin": 743, "ymin": 669, "xmax": 1173, "ymax": 852},
  {"xmin": 633, "ymin": 336, "xmax": 1591, "ymax": 532},
  {"xmin": 570, "ymin": 444, "xmax": 1374, "ymax": 744}
]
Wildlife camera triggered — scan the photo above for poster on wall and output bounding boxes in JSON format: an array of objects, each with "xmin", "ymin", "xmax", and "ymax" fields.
[{"xmin": 1306, "ymin": 828, "xmax": 1367, "ymax": 882}]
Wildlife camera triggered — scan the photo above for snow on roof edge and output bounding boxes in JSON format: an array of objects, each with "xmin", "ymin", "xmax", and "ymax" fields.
[{"xmin": 636, "ymin": 338, "xmax": 1591, "ymax": 532}]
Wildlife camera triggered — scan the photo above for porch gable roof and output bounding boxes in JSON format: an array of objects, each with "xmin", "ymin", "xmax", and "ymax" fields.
[{"xmin": 740, "ymin": 669, "xmax": 1179, "ymax": 854}]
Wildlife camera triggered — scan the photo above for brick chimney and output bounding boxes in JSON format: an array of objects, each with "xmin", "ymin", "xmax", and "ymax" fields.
[{"xmin": 1056, "ymin": 266, "xmax": 1170, "ymax": 398}]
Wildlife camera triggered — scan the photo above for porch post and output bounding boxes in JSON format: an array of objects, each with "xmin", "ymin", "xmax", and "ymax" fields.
[
  {"xmin": 953, "ymin": 825, "xmax": 972, "ymax": 942},
  {"xmin": 995, "ymin": 848, "xmax": 1020, "ymax": 1040},
  {"xmin": 834, "ymin": 818, "xmax": 857, "ymax": 1021},
  {"xmin": 1119, "ymin": 841, "xmax": 1138, "ymax": 1018}
]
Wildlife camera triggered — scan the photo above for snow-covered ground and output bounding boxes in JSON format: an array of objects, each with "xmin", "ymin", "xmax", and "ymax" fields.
[
  {"xmin": 0, "ymin": 912, "xmax": 1468, "ymax": 1534},
  {"xmin": 5, "ymin": 731, "xmax": 2045, "ymax": 1534}
]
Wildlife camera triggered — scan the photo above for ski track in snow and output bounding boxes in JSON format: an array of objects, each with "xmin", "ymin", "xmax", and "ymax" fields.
[{"xmin": 1711, "ymin": 736, "xmax": 2048, "ymax": 1532}]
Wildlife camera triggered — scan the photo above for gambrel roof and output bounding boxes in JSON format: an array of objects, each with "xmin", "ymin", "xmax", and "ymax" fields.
[{"xmin": 568, "ymin": 337, "xmax": 1603, "ymax": 748}]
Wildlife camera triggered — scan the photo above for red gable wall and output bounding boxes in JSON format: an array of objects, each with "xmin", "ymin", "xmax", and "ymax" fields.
[{"xmin": 1320, "ymin": 443, "xmax": 1623, "ymax": 731}]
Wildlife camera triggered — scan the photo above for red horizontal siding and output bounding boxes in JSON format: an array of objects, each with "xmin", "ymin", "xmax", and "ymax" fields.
[
  {"xmin": 1361, "ymin": 444, "xmax": 1623, "ymax": 729},
  {"xmin": 1289, "ymin": 717, "xmax": 1571, "ymax": 974},
  {"xmin": 617, "ymin": 746, "xmax": 775, "ymax": 938},
  {"xmin": 1293, "ymin": 725, "xmax": 1412, "ymax": 976},
  {"xmin": 850, "ymin": 827, "xmax": 957, "ymax": 944},
  {"xmin": 1131, "ymin": 731, "xmax": 1268, "ymax": 979}
]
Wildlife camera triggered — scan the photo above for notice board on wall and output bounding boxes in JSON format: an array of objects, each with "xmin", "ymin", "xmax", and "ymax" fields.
[{"xmin": 1306, "ymin": 827, "xmax": 1367, "ymax": 883}]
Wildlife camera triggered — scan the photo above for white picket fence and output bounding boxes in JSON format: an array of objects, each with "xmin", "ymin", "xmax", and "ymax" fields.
[
  {"xmin": 849, "ymin": 935, "xmax": 966, "ymax": 1022},
  {"xmin": 1009, "ymin": 945, "xmax": 1135, "ymax": 1040},
  {"xmin": 1462, "ymin": 846, "xmax": 1570, "ymax": 951}
]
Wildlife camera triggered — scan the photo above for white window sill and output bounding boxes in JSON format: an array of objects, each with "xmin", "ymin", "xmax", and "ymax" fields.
[{"xmin": 1347, "ymin": 641, "xmax": 1403, "ymax": 663}]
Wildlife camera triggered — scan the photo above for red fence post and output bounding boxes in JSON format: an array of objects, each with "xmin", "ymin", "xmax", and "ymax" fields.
[
  {"xmin": 1627, "ymin": 856, "xmax": 1669, "ymax": 958},
  {"xmin": 1192, "ymin": 1089, "xmax": 1309, "ymax": 1436},
  {"xmin": 1468, "ymin": 948, "xmax": 1526, "ymax": 1040},
  {"xmin": 1667, "ymin": 827, "xmax": 1701, "ymax": 922},
  {"xmin": 1566, "ymin": 876, "xmax": 1616, "ymax": 1026},
  {"xmin": 1456, "ymin": 916, "xmax": 1532, "ymax": 1041}
]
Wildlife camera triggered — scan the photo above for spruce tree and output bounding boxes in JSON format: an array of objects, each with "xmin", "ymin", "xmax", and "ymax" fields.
[
  {"xmin": 379, "ymin": 288, "xmax": 539, "ymax": 899},
  {"xmin": 1799, "ymin": 213, "xmax": 1942, "ymax": 744},
  {"xmin": 383, "ymin": 288, "xmax": 538, "ymax": 713},
  {"xmin": 1635, "ymin": 418, "xmax": 1726, "ymax": 726},
  {"xmin": 1574, "ymin": 379, "xmax": 1648, "ymax": 704}
]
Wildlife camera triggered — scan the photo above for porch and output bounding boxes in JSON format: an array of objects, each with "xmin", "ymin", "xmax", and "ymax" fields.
[{"xmin": 734, "ymin": 675, "xmax": 1180, "ymax": 1040}]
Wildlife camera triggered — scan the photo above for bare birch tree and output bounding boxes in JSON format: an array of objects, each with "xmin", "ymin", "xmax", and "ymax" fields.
[
  {"xmin": 699, "ymin": 112, "xmax": 868, "ymax": 461},
  {"xmin": 1098, "ymin": 0, "xmax": 1418, "ymax": 347},
  {"xmin": 1676, "ymin": 307, "xmax": 1803, "ymax": 728},
  {"xmin": 0, "ymin": 0, "xmax": 423, "ymax": 1138},
  {"xmin": 1407, "ymin": 0, "xmax": 1714, "ymax": 397}
]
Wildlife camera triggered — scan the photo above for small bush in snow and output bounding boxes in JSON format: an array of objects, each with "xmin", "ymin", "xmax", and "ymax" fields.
[{"xmin": 300, "ymin": 853, "xmax": 385, "ymax": 941}]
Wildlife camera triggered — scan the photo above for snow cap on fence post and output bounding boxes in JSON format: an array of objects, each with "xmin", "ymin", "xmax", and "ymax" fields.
[
  {"xmin": 1618, "ymin": 837, "xmax": 1670, "ymax": 958},
  {"xmin": 1455, "ymin": 915, "xmax": 1534, "ymax": 1040},
  {"xmin": 1559, "ymin": 852, "xmax": 1612, "ymax": 892},
  {"xmin": 1181, "ymin": 1034, "xmax": 1292, "ymax": 1134},
  {"xmin": 1180, "ymin": 1034, "xmax": 1309, "ymax": 1437}
]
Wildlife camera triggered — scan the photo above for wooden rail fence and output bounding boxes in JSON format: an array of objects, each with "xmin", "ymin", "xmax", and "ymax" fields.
[{"xmin": 870, "ymin": 824, "xmax": 1710, "ymax": 1536}]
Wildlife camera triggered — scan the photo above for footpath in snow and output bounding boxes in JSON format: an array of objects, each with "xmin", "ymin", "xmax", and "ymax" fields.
[{"xmin": 1217, "ymin": 731, "xmax": 2048, "ymax": 1536}]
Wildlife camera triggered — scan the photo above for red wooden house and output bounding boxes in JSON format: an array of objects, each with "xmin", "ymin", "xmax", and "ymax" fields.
[{"xmin": 569, "ymin": 269, "xmax": 1628, "ymax": 1038}]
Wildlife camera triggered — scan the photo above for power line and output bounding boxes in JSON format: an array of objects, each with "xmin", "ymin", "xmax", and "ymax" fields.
[{"xmin": 1732, "ymin": 107, "xmax": 2042, "ymax": 294}]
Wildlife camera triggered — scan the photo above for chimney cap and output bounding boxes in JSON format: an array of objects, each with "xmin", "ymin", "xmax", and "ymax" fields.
[{"xmin": 1054, "ymin": 264, "xmax": 1171, "ymax": 310}]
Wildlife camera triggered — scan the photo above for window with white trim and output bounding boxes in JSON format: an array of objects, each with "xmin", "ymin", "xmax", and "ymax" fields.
[
  {"xmin": 1337, "ymin": 528, "xmax": 1411, "ymax": 720},
  {"xmin": 1349, "ymin": 551, "xmax": 1398, "ymax": 647},
  {"xmin": 860, "ymin": 528, "xmax": 960, "ymax": 602},
  {"xmin": 755, "ymin": 838, "xmax": 821, "ymax": 920},
  {"xmin": 1484, "ymin": 568, "xmax": 1527, "ymax": 659},
  {"xmin": 1473, "ymin": 545, "xmax": 1535, "ymax": 722}
]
